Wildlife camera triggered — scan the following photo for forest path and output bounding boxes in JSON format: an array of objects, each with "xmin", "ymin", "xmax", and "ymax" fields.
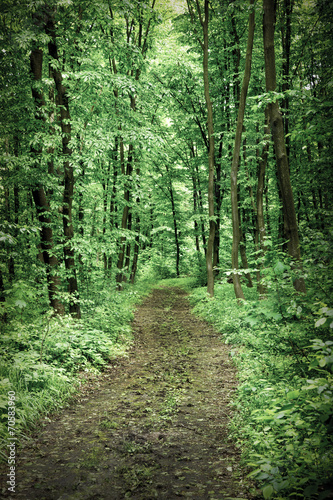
[{"xmin": 3, "ymin": 286, "xmax": 257, "ymax": 499}]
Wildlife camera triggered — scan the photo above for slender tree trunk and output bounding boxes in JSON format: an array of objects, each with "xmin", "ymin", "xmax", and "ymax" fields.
[
  {"xmin": 124, "ymin": 211, "xmax": 132, "ymax": 279},
  {"xmin": 30, "ymin": 45, "xmax": 64, "ymax": 315},
  {"xmin": 192, "ymin": 174, "xmax": 200, "ymax": 253},
  {"xmin": 170, "ymin": 183, "xmax": 180, "ymax": 277},
  {"xmin": 187, "ymin": 0, "xmax": 214, "ymax": 292},
  {"xmin": 230, "ymin": 0, "xmax": 255, "ymax": 300},
  {"xmin": 263, "ymin": 0, "xmax": 306, "ymax": 293},
  {"xmin": 188, "ymin": 0, "xmax": 215, "ymax": 296},
  {"xmin": 102, "ymin": 163, "xmax": 110, "ymax": 270},
  {"xmin": 256, "ymin": 111, "xmax": 270, "ymax": 295},
  {"xmin": 46, "ymin": 13, "xmax": 81, "ymax": 316},
  {"xmin": 116, "ymin": 144, "xmax": 133, "ymax": 287},
  {"xmin": 194, "ymin": 163, "xmax": 207, "ymax": 255},
  {"xmin": 281, "ymin": 0, "xmax": 294, "ymax": 160},
  {"xmin": 257, "ymin": 110, "xmax": 270, "ymax": 255},
  {"xmin": 213, "ymin": 137, "xmax": 224, "ymax": 275},
  {"xmin": 239, "ymin": 215, "xmax": 253, "ymax": 287},
  {"xmin": 130, "ymin": 212, "xmax": 140, "ymax": 284},
  {"xmin": 241, "ymin": 135, "xmax": 254, "ymax": 287}
]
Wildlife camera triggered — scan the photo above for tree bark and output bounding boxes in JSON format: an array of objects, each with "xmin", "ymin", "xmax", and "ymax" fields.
[
  {"xmin": 281, "ymin": 0, "xmax": 294, "ymax": 160},
  {"xmin": 166, "ymin": 164, "xmax": 180, "ymax": 277},
  {"xmin": 46, "ymin": 12, "xmax": 81, "ymax": 316},
  {"xmin": 189, "ymin": 0, "xmax": 215, "ymax": 296},
  {"xmin": 116, "ymin": 144, "xmax": 134, "ymax": 288},
  {"xmin": 255, "ymin": 111, "xmax": 270, "ymax": 295},
  {"xmin": 230, "ymin": 0, "xmax": 255, "ymax": 300},
  {"xmin": 192, "ymin": 173, "xmax": 200, "ymax": 253},
  {"xmin": 30, "ymin": 45, "xmax": 64, "ymax": 315},
  {"xmin": 263, "ymin": 0, "xmax": 306, "ymax": 293},
  {"xmin": 130, "ymin": 212, "xmax": 140, "ymax": 284}
]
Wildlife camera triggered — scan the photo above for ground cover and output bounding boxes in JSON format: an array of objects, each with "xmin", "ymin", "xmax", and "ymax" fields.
[
  {"xmin": 0, "ymin": 285, "xmax": 258, "ymax": 499},
  {"xmin": 190, "ymin": 283, "xmax": 333, "ymax": 499}
]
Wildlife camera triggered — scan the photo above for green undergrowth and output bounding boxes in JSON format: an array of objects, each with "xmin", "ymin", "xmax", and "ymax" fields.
[
  {"xmin": 0, "ymin": 278, "xmax": 154, "ymax": 463},
  {"xmin": 189, "ymin": 275, "xmax": 333, "ymax": 499}
]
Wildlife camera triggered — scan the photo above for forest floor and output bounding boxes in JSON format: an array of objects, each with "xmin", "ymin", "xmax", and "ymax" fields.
[{"xmin": 1, "ymin": 286, "xmax": 259, "ymax": 500}]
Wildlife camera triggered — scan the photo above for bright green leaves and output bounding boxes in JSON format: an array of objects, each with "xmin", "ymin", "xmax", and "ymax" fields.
[
  {"xmin": 190, "ymin": 282, "xmax": 333, "ymax": 499},
  {"xmin": 262, "ymin": 484, "xmax": 274, "ymax": 499},
  {"xmin": 308, "ymin": 339, "xmax": 333, "ymax": 371},
  {"xmin": 315, "ymin": 307, "xmax": 333, "ymax": 329},
  {"xmin": 273, "ymin": 260, "xmax": 288, "ymax": 275}
]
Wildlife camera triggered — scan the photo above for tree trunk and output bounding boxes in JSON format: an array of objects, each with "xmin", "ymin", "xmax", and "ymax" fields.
[
  {"xmin": 195, "ymin": 163, "xmax": 207, "ymax": 255},
  {"xmin": 230, "ymin": 0, "xmax": 255, "ymax": 300},
  {"xmin": 130, "ymin": 213, "xmax": 140, "ymax": 285},
  {"xmin": 116, "ymin": 144, "xmax": 134, "ymax": 288},
  {"xmin": 46, "ymin": 13, "xmax": 81, "ymax": 316},
  {"xmin": 30, "ymin": 45, "xmax": 64, "ymax": 315},
  {"xmin": 200, "ymin": 0, "xmax": 215, "ymax": 296},
  {"xmin": 213, "ymin": 137, "xmax": 224, "ymax": 275},
  {"xmin": 281, "ymin": 0, "xmax": 294, "ymax": 160},
  {"xmin": 256, "ymin": 111, "xmax": 270, "ymax": 295},
  {"xmin": 263, "ymin": 0, "xmax": 306, "ymax": 293},
  {"xmin": 257, "ymin": 110, "xmax": 270, "ymax": 255},
  {"xmin": 192, "ymin": 173, "xmax": 200, "ymax": 253},
  {"xmin": 169, "ymin": 180, "xmax": 180, "ymax": 277}
]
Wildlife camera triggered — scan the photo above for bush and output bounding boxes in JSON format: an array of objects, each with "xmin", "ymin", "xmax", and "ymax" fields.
[
  {"xmin": 0, "ymin": 280, "xmax": 149, "ymax": 463},
  {"xmin": 190, "ymin": 278, "xmax": 333, "ymax": 499}
]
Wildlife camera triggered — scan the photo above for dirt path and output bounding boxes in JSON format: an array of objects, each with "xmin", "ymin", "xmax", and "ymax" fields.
[{"xmin": 1, "ymin": 287, "xmax": 257, "ymax": 499}]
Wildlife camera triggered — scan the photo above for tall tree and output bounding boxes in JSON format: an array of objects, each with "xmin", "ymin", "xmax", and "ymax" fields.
[
  {"xmin": 263, "ymin": 0, "xmax": 306, "ymax": 293},
  {"xmin": 187, "ymin": 0, "xmax": 215, "ymax": 296},
  {"xmin": 30, "ymin": 39, "xmax": 64, "ymax": 315},
  {"xmin": 230, "ymin": 0, "xmax": 255, "ymax": 300},
  {"xmin": 45, "ymin": 7, "xmax": 81, "ymax": 316}
]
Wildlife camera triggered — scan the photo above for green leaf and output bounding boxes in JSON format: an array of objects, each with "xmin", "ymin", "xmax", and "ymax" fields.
[
  {"xmin": 304, "ymin": 484, "xmax": 318, "ymax": 497},
  {"xmin": 286, "ymin": 390, "xmax": 300, "ymax": 400},
  {"xmin": 15, "ymin": 299, "xmax": 27, "ymax": 309},
  {"xmin": 273, "ymin": 261, "xmax": 286, "ymax": 275},
  {"xmin": 315, "ymin": 317, "xmax": 327, "ymax": 327},
  {"xmin": 263, "ymin": 484, "xmax": 274, "ymax": 499}
]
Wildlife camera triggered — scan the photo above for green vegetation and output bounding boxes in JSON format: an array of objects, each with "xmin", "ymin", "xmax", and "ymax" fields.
[
  {"xmin": 0, "ymin": 278, "xmax": 153, "ymax": 461},
  {"xmin": 0, "ymin": 0, "xmax": 332, "ymax": 497},
  {"xmin": 190, "ymin": 254, "xmax": 333, "ymax": 499}
]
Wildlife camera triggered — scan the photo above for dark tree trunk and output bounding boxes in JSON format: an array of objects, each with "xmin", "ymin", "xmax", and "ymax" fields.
[
  {"xmin": 263, "ymin": 0, "xmax": 306, "ymax": 293},
  {"xmin": 230, "ymin": 0, "xmax": 255, "ymax": 300},
  {"xmin": 170, "ymin": 183, "xmax": 180, "ymax": 278},
  {"xmin": 192, "ymin": 174, "xmax": 200, "ymax": 253},
  {"xmin": 116, "ymin": 144, "xmax": 134, "ymax": 288},
  {"xmin": 213, "ymin": 137, "xmax": 224, "ymax": 275},
  {"xmin": 46, "ymin": 13, "xmax": 81, "ymax": 316},
  {"xmin": 281, "ymin": 0, "xmax": 294, "ymax": 160},
  {"xmin": 256, "ymin": 111, "xmax": 270, "ymax": 295},
  {"xmin": 30, "ymin": 44, "xmax": 64, "ymax": 315},
  {"xmin": 130, "ymin": 213, "xmax": 140, "ymax": 285}
]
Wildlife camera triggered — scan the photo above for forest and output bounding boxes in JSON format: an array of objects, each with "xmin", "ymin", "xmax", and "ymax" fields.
[{"xmin": 0, "ymin": 0, "xmax": 332, "ymax": 498}]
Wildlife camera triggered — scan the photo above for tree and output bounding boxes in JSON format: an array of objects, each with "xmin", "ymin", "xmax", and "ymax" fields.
[
  {"xmin": 230, "ymin": 0, "xmax": 255, "ymax": 300},
  {"xmin": 30, "ymin": 44, "xmax": 64, "ymax": 315},
  {"xmin": 263, "ymin": 0, "xmax": 306, "ymax": 293},
  {"xmin": 187, "ymin": 0, "xmax": 215, "ymax": 296}
]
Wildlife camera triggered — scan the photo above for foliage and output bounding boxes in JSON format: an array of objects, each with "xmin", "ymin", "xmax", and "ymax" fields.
[
  {"xmin": 190, "ymin": 258, "xmax": 333, "ymax": 499},
  {"xmin": 0, "ymin": 0, "xmax": 332, "ymax": 494},
  {"xmin": 0, "ymin": 278, "xmax": 153, "ymax": 462}
]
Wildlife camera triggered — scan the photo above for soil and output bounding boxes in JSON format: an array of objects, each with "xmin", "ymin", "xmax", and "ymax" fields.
[{"xmin": 1, "ymin": 286, "xmax": 259, "ymax": 500}]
